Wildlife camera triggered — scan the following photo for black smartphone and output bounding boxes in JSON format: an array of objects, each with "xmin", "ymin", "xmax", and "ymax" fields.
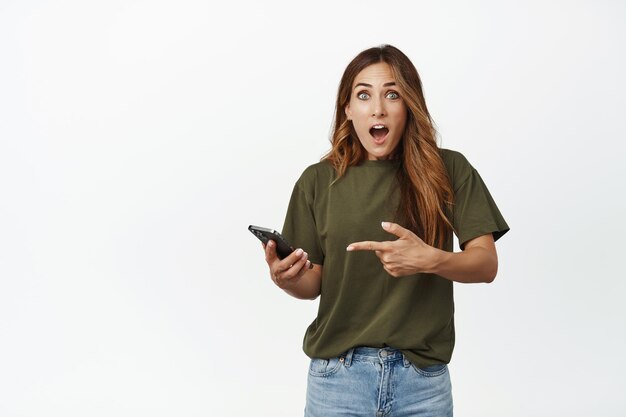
[
  {"xmin": 248, "ymin": 225, "xmax": 294, "ymax": 259},
  {"xmin": 249, "ymin": 225, "xmax": 315, "ymax": 270}
]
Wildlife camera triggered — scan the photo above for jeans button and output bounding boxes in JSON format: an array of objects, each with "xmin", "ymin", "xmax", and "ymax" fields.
[{"xmin": 380, "ymin": 350, "xmax": 388, "ymax": 358}]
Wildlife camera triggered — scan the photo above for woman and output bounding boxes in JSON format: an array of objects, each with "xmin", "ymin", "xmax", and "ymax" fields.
[{"xmin": 262, "ymin": 44, "xmax": 509, "ymax": 416}]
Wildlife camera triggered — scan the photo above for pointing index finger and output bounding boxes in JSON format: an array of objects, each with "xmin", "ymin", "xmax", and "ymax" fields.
[{"xmin": 346, "ymin": 241, "xmax": 385, "ymax": 252}]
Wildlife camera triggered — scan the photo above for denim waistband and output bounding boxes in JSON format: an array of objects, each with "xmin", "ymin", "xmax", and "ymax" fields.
[{"xmin": 341, "ymin": 346, "xmax": 411, "ymax": 367}]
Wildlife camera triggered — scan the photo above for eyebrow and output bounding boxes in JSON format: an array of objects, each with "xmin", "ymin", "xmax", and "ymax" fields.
[{"xmin": 354, "ymin": 82, "xmax": 396, "ymax": 89}]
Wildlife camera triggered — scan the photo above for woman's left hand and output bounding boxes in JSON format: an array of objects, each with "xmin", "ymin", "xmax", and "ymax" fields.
[{"xmin": 346, "ymin": 222, "xmax": 441, "ymax": 277}]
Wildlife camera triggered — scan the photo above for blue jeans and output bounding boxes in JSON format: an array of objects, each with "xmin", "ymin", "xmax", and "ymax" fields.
[{"xmin": 305, "ymin": 346, "xmax": 453, "ymax": 417}]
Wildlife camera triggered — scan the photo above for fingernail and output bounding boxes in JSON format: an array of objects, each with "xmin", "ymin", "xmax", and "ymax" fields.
[
  {"xmin": 268, "ymin": 241, "xmax": 274, "ymax": 247},
  {"xmin": 346, "ymin": 246, "xmax": 353, "ymax": 251},
  {"xmin": 295, "ymin": 248, "xmax": 303, "ymax": 256},
  {"xmin": 381, "ymin": 222, "xmax": 389, "ymax": 229},
  {"xmin": 306, "ymin": 260, "xmax": 311, "ymax": 268}
]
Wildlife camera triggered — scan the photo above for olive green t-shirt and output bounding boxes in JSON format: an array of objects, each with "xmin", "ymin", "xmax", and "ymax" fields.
[{"xmin": 281, "ymin": 148, "xmax": 510, "ymax": 368}]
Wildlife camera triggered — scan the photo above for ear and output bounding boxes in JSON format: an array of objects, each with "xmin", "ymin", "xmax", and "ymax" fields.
[{"xmin": 345, "ymin": 104, "xmax": 352, "ymax": 121}]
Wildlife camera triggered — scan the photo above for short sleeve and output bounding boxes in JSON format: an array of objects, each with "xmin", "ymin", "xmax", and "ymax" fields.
[
  {"xmin": 453, "ymin": 168, "xmax": 510, "ymax": 251},
  {"xmin": 281, "ymin": 180, "xmax": 325, "ymax": 265}
]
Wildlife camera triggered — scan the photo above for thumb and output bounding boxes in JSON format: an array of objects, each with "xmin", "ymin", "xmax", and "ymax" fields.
[
  {"xmin": 265, "ymin": 240, "xmax": 279, "ymax": 263},
  {"xmin": 381, "ymin": 221, "xmax": 411, "ymax": 239}
]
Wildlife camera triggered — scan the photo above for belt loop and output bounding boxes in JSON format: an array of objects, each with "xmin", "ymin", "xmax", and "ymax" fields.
[
  {"xmin": 342, "ymin": 348, "xmax": 355, "ymax": 368},
  {"xmin": 402, "ymin": 353, "xmax": 411, "ymax": 368}
]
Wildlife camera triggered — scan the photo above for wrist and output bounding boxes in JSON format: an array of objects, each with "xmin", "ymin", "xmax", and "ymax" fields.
[{"xmin": 428, "ymin": 247, "xmax": 452, "ymax": 275}]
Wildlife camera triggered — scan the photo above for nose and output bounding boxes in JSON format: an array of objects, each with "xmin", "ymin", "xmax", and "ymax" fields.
[{"xmin": 372, "ymin": 96, "xmax": 386, "ymax": 117}]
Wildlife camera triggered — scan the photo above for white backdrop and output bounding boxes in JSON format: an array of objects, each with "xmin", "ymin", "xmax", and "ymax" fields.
[{"xmin": 1, "ymin": 0, "xmax": 625, "ymax": 416}]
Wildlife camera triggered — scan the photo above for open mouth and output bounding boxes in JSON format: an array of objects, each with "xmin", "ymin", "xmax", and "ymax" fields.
[{"xmin": 369, "ymin": 125, "xmax": 389, "ymax": 143}]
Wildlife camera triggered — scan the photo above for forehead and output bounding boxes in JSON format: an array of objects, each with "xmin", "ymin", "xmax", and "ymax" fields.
[{"xmin": 352, "ymin": 62, "xmax": 395, "ymax": 87}]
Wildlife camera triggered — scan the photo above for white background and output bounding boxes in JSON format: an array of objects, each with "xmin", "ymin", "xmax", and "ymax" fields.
[{"xmin": 1, "ymin": 0, "xmax": 625, "ymax": 416}]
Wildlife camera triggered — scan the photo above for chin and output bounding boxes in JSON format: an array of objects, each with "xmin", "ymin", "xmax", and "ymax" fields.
[
  {"xmin": 367, "ymin": 151, "xmax": 391, "ymax": 160},
  {"xmin": 369, "ymin": 144, "xmax": 399, "ymax": 160}
]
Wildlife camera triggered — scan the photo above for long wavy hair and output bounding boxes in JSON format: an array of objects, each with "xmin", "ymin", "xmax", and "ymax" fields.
[{"xmin": 323, "ymin": 44, "xmax": 455, "ymax": 249}]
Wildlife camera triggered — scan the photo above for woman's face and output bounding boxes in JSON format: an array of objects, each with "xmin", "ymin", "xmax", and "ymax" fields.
[{"xmin": 345, "ymin": 62, "xmax": 407, "ymax": 160}]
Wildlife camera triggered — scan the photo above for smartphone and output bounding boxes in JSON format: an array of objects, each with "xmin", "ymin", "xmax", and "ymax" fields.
[{"xmin": 248, "ymin": 225, "xmax": 294, "ymax": 259}]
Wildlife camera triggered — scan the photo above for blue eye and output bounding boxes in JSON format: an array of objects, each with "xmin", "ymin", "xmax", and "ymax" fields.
[
  {"xmin": 387, "ymin": 91, "xmax": 399, "ymax": 99},
  {"xmin": 357, "ymin": 92, "xmax": 370, "ymax": 100}
]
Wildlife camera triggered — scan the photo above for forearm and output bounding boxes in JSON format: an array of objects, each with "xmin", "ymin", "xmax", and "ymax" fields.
[
  {"xmin": 430, "ymin": 246, "xmax": 498, "ymax": 283},
  {"xmin": 282, "ymin": 265, "xmax": 322, "ymax": 300}
]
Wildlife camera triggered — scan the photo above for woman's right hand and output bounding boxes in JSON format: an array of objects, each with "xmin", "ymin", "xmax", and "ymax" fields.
[{"xmin": 263, "ymin": 240, "xmax": 311, "ymax": 290}]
